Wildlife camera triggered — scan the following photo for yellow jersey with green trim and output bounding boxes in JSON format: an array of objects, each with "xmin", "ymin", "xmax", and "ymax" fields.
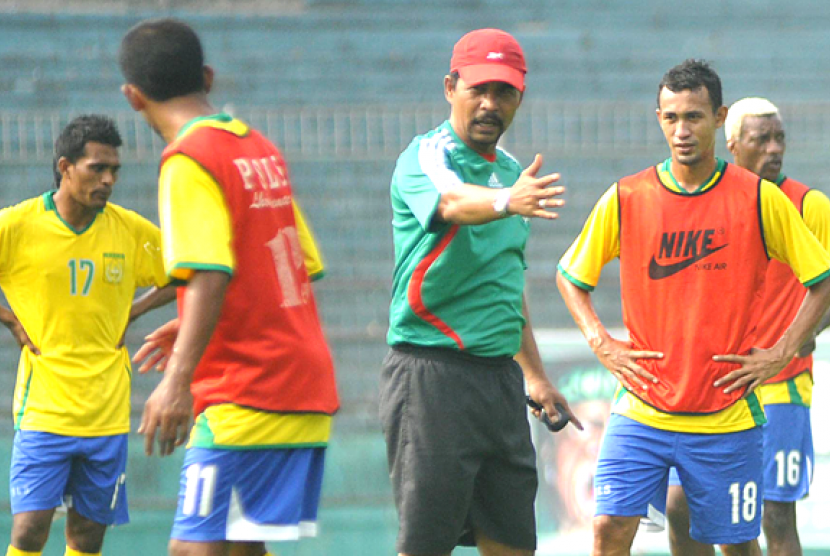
[
  {"xmin": 758, "ymin": 372, "xmax": 813, "ymax": 406},
  {"xmin": 758, "ymin": 177, "xmax": 830, "ymax": 406},
  {"xmin": 2, "ymin": 192, "xmax": 167, "ymax": 436},
  {"xmin": 159, "ymin": 114, "xmax": 335, "ymax": 449},
  {"xmin": 558, "ymin": 159, "xmax": 830, "ymax": 433}
]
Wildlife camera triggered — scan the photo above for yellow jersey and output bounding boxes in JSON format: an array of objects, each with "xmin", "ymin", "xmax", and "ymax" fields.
[
  {"xmin": 2, "ymin": 192, "xmax": 168, "ymax": 436},
  {"xmin": 759, "ymin": 184, "xmax": 830, "ymax": 406}
]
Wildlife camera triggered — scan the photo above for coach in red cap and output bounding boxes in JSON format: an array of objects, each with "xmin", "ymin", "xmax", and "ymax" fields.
[
  {"xmin": 380, "ymin": 28, "xmax": 582, "ymax": 556},
  {"xmin": 450, "ymin": 28, "xmax": 527, "ymax": 91}
]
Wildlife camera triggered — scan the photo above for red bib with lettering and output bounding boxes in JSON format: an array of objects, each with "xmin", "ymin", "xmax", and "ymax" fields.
[
  {"xmin": 756, "ymin": 177, "xmax": 812, "ymax": 383},
  {"xmin": 161, "ymin": 125, "xmax": 339, "ymax": 417},
  {"xmin": 618, "ymin": 163, "xmax": 767, "ymax": 413}
]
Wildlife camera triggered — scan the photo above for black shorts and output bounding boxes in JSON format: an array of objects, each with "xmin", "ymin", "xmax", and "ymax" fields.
[{"xmin": 379, "ymin": 344, "xmax": 537, "ymax": 554}]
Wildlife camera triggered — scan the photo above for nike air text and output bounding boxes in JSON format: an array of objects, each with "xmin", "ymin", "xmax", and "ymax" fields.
[{"xmin": 648, "ymin": 228, "xmax": 728, "ymax": 280}]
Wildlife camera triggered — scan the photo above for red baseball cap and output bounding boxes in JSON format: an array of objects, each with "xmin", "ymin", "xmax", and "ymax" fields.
[{"xmin": 450, "ymin": 28, "xmax": 527, "ymax": 91}]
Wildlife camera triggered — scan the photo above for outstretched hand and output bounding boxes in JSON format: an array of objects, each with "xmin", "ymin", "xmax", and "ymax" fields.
[
  {"xmin": 507, "ymin": 154, "xmax": 565, "ymax": 219},
  {"xmin": 593, "ymin": 336, "xmax": 662, "ymax": 393},
  {"xmin": 133, "ymin": 318, "xmax": 179, "ymax": 373}
]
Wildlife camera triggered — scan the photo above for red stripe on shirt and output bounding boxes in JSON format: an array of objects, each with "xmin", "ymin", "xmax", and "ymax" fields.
[{"xmin": 407, "ymin": 225, "xmax": 465, "ymax": 349}]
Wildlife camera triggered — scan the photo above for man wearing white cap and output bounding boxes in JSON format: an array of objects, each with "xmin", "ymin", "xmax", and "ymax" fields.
[{"xmin": 380, "ymin": 28, "xmax": 582, "ymax": 556}]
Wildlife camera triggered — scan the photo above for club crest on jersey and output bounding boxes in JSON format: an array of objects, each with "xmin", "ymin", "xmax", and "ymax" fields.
[
  {"xmin": 103, "ymin": 253, "xmax": 125, "ymax": 284},
  {"xmin": 648, "ymin": 229, "xmax": 728, "ymax": 280}
]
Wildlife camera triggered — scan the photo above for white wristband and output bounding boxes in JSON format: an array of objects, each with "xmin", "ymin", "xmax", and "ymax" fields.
[{"xmin": 493, "ymin": 188, "xmax": 511, "ymax": 217}]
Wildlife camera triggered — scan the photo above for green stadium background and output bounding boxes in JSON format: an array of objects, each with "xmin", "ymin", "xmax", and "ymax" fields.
[{"xmin": 1, "ymin": 1, "xmax": 830, "ymax": 554}]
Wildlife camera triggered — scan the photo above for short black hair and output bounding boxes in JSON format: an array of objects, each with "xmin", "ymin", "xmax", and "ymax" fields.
[
  {"xmin": 657, "ymin": 59, "xmax": 722, "ymax": 113},
  {"xmin": 119, "ymin": 18, "xmax": 205, "ymax": 101},
  {"xmin": 449, "ymin": 71, "xmax": 460, "ymax": 89},
  {"xmin": 53, "ymin": 114, "xmax": 122, "ymax": 188}
]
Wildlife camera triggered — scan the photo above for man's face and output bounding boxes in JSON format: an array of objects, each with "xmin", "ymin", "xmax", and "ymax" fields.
[
  {"xmin": 657, "ymin": 86, "xmax": 727, "ymax": 168},
  {"xmin": 60, "ymin": 142, "xmax": 120, "ymax": 211},
  {"xmin": 728, "ymin": 114, "xmax": 786, "ymax": 182},
  {"xmin": 445, "ymin": 75, "xmax": 523, "ymax": 155}
]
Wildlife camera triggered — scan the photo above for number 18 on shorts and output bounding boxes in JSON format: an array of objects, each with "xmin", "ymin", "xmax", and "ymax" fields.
[{"xmin": 596, "ymin": 414, "xmax": 763, "ymax": 545}]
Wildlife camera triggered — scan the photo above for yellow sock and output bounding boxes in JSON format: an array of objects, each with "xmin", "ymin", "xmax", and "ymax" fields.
[
  {"xmin": 64, "ymin": 548, "xmax": 99, "ymax": 556},
  {"xmin": 6, "ymin": 546, "xmax": 42, "ymax": 556}
]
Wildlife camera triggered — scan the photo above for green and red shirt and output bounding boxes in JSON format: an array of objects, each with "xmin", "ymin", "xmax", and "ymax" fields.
[{"xmin": 387, "ymin": 121, "xmax": 529, "ymax": 358}]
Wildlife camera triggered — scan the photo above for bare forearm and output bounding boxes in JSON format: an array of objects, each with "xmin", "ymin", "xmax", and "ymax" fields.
[
  {"xmin": 775, "ymin": 277, "xmax": 830, "ymax": 360},
  {"xmin": 436, "ymin": 183, "xmax": 507, "ymax": 225},
  {"xmin": 816, "ymin": 302, "xmax": 830, "ymax": 337},
  {"xmin": 515, "ymin": 295, "xmax": 549, "ymax": 385},
  {"xmin": 436, "ymin": 155, "xmax": 563, "ymax": 225},
  {"xmin": 556, "ymin": 271, "xmax": 610, "ymax": 352},
  {"xmin": 130, "ymin": 284, "xmax": 178, "ymax": 322},
  {"xmin": 165, "ymin": 271, "xmax": 229, "ymax": 384},
  {"xmin": 0, "ymin": 304, "xmax": 16, "ymax": 329}
]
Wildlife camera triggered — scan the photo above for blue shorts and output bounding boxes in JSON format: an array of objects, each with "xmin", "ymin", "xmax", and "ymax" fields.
[
  {"xmin": 171, "ymin": 447, "xmax": 325, "ymax": 542},
  {"xmin": 595, "ymin": 414, "xmax": 763, "ymax": 545},
  {"xmin": 763, "ymin": 404, "xmax": 813, "ymax": 502},
  {"xmin": 668, "ymin": 466, "xmax": 681, "ymax": 487},
  {"xmin": 10, "ymin": 431, "xmax": 129, "ymax": 526},
  {"xmin": 667, "ymin": 404, "xmax": 813, "ymax": 503}
]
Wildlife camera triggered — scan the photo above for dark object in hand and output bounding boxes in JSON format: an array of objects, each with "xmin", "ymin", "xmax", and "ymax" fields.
[{"xmin": 526, "ymin": 396, "xmax": 571, "ymax": 432}]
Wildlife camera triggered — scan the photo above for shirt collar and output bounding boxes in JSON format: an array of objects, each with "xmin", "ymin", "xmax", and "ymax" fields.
[
  {"xmin": 177, "ymin": 112, "xmax": 234, "ymax": 138},
  {"xmin": 441, "ymin": 121, "xmax": 498, "ymax": 170},
  {"xmin": 658, "ymin": 157, "xmax": 727, "ymax": 195}
]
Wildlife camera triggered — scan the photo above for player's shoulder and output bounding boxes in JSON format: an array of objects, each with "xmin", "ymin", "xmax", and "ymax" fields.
[
  {"xmin": 15, "ymin": 194, "xmax": 46, "ymax": 213},
  {"xmin": 622, "ymin": 164, "xmax": 660, "ymax": 183},
  {"xmin": 758, "ymin": 177, "xmax": 787, "ymax": 199},
  {"xmin": 395, "ymin": 125, "xmax": 456, "ymax": 181},
  {"xmin": 617, "ymin": 165, "xmax": 659, "ymax": 195},
  {"xmin": 406, "ymin": 124, "xmax": 455, "ymax": 157},
  {"xmin": 712, "ymin": 163, "xmax": 766, "ymax": 196},
  {"xmin": 165, "ymin": 117, "xmax": 251, "ymax": 158},
  {"xmin": 102, "ymin": 202, "xmax": 158, "ymax": 231},
  {"xmin": 773, "ymin": 176, "xmax": 817, "ymax": 205},
  {"xmin": 0, "ymin": 193, "xmax": 49, "ymax": 224},
  {"xmin": 781, "ymin": 176, "xmax": 810, "ymax": 189},
  {"xmin": 792, "ymin": 177, "xmax": 830, "ymax": 201},
  {"xmin": 802, "ymin": 183, "xmax": 830, "ymax": 213}
]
